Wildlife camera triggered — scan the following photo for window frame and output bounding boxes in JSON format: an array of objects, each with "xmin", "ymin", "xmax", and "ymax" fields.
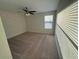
[{"xmin": 44, "ymin": 15, "xmax": 53, "ymax": 29}]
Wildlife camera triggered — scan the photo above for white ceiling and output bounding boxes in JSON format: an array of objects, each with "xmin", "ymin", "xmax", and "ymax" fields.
[{"xmin": 0, "ymin": 0, "xmax": 59, "ymax": 13}]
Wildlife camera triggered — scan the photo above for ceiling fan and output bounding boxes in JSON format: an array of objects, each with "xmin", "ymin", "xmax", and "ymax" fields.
[{"xmin": 22, "ymin": 7, "xmax": 36, "ymax": 16}]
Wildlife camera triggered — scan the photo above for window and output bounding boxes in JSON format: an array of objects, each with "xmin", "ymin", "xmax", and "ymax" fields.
[{"xmin": 44, "ymin": 15, "xmax": 53, "ymax": 29}]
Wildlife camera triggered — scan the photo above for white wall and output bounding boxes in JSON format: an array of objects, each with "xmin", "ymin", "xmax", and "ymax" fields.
[
  {"xmin": 0, "ymin": 10, "xmax": 56, "ymax": 39},
  {"xmin": 0, "ymin": 17, "xmax": 13, "ymax": 59},
  {"xmin": 26, "ymin": 11, "xmax": 55, "ymax": 34},
  {"xmin": 0, "ymin": 11, "xmax": 27, "ymax": 39}
]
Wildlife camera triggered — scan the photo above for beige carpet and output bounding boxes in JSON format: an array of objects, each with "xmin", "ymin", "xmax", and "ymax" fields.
[{"xmin": 8, "ymin": 32, "xmax": 59, "ymax": 59}]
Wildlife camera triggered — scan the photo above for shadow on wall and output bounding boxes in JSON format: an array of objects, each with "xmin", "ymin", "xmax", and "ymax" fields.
[{"xmin": 57, "ymin": 0, "xmax": 77, "ymax": 13}]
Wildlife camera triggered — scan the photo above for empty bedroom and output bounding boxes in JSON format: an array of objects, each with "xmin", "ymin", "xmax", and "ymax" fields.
[{"xmin": 0, "ymin": 0, "xmax": 78, "ymax": 59}]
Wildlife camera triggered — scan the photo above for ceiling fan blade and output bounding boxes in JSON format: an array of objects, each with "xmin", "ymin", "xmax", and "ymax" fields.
[
  {"xmin": 29, "ymin": 12, "xmax": 34, "ymax": 15},
  {"xmin": 23, "ymin": 9, "xmax": 28, "ymax": 12},
  {"xmin": 29, "ymin": 11, "xmax": 36, "ymax": 12}
]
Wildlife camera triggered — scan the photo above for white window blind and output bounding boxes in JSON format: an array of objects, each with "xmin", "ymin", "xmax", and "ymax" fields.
[{"xmin": 56, "ymin": 1, "xmax": 78, "ymax": 59}]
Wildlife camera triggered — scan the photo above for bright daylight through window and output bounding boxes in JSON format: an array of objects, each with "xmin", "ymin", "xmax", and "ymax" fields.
[{"xmin": 44, "ymin": 15, "xmax": 53, "ymax": 29}]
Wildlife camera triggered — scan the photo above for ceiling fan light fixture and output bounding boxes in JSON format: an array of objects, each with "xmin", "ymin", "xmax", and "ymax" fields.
[{"xmin": 25, "ymin": 13, "xmax": 31, "ymax": 16}]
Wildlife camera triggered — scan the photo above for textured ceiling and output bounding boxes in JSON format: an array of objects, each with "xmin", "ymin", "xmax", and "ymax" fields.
[{"xmin": 0, "ymin": 0, "xmax": 59, "ymax": 13}]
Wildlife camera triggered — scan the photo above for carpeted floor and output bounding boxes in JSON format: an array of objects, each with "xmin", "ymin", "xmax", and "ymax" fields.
[{"xmin": 8, "ymin": 32, "xmax": 59, "ymax": 59}]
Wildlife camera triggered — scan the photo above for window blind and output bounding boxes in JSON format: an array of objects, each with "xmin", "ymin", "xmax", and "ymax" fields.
[{"xmin": 56, "ymin": 1, "xmax": 78, "ymax": 59}]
